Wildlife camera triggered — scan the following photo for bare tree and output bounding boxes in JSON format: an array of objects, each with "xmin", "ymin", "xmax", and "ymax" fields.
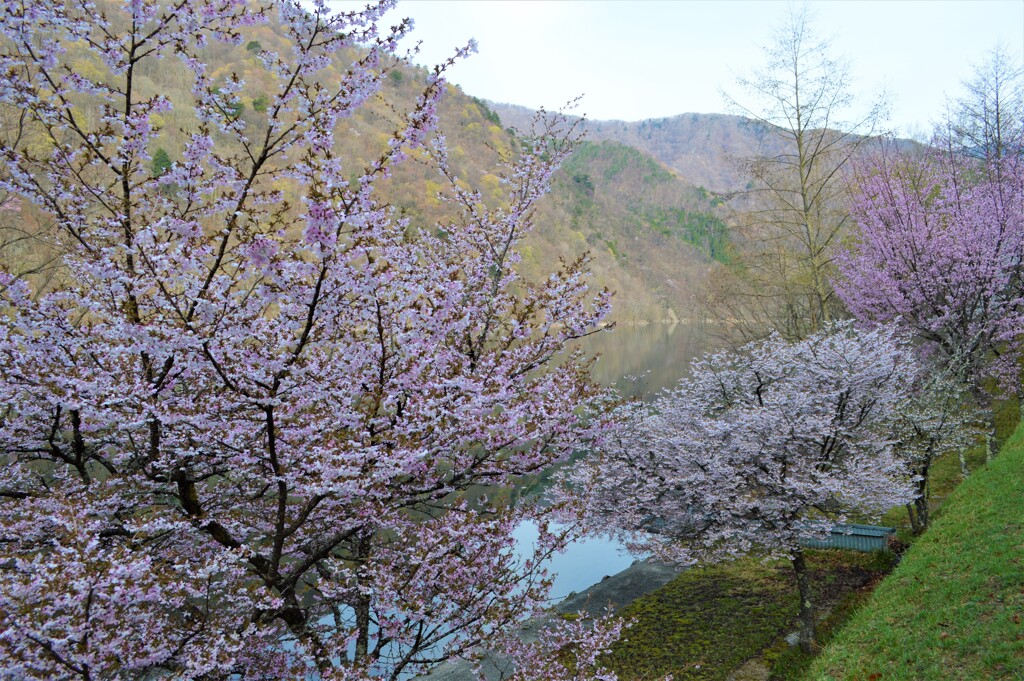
[
  {"xmin": 947, "ymin": 43, "xmax": 1024, "ymax": 167},
  {"xmin": 703, "ymin": 5, "xmax": 885, "ymax": 344}
]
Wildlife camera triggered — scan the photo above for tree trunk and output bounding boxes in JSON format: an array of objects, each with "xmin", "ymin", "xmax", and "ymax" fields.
[
  {"xmin": 959, "ymin": 449, "xmax": 971, "ymax": 479},
  {"xmin": 355, "ymin": 594, "xmax": 370, "ymax": 660},
  {"xmin": 972, "ymin": 387, "xmax": 997, "ymax": 464},
  {"xmin": 912, "ymin": 494, "xmax": 930, "ymax": 535},
  {"xmin": 905, "ymin": 503, "xmax": 921, "ymax": 535},
  {"xmin": 354, "ymin": 534, "xmax": 372, "ymax": 661},
  {"xmin": 790, "ymin": 548, "xmax": 816, "ymax": 653},
  {"xmin": 907, "ymin": 472, "xmax": 930, "ymax": 535}
]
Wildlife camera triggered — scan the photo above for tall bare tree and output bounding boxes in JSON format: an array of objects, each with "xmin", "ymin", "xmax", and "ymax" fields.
[
  {"xmin": 703, "ymin": 5, "xmax": 885, "ymax": 344},
  {"xmin": 947, "ymin": 43, "xmax": 1024, "ymax": 168}
]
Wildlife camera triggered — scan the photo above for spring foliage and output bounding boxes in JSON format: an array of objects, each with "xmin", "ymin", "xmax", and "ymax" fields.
[
  {"xmin": 577, "ymin": 323, "xmax": 918, "ymax": 563},
  {"xmin": 836, "ymin": 147, "xmax": 1024, "ymax": 396},
  {"xmin": 574, "ymin": 323, "xmax": 920, "ymax": 649},
  {"xmin": 0, "ymin": 1, "xmax": 620, "ymax": 678}
]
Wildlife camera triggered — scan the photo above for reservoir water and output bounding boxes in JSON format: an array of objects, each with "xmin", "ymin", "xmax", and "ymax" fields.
[
  {"xmin": 521, "ymin": 322, "xmax": 710, "ymax": 602},
  {"xmin": 585, "ymin": 321, "xmax": 711, "ymax": 399}
]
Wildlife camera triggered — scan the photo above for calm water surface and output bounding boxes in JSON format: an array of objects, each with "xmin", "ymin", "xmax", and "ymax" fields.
[
  {"xmin": 522, "ymin": 323, "xmax": 710, "ymax": 601},
  {"xmin": 585, "ymin": 322, "xmax": 710, "ymax": 399}
]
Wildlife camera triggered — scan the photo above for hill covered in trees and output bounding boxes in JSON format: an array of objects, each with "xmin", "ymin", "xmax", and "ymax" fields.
[
  {"xmin": 396, "ymin": 93, "xmax": 734, "ymax": 322},
  {"xmin": 1, "ymin": 11, "xmax": 731, "ymax": 324}
]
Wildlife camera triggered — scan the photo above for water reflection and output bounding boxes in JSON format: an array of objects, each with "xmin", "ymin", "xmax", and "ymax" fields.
[
  {"xmin": 581, "ymin": 322, "xmax": 710, "ymax": 399},
  {"xmin": 512, "ymin": 522, "xmax": 636, "ymax": 603},
  {"xmin": 523, "ymin": 323, "xmax": 710, "ymax": 604}
]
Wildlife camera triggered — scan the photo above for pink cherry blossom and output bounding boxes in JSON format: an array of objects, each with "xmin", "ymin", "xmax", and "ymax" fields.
[
  {"xmin": 0, "ymin": 2, "xmax": 616, "ymax": 678},
  {"xmin": 574, "ymin": 322, "xmax": 920, "ymax": 651}
]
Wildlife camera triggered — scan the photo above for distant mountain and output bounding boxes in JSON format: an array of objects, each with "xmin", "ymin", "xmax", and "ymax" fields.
[
  {"xmin": 357, "ymin": 86, "xmax": 732, "ymax": 322},
  {"xmin": 401, "ymin": 92, "xmax": 728, "ymax": 322},
  {"xmin": 488, "ymin": 103, "xmax": 787, "ymax": 194}
]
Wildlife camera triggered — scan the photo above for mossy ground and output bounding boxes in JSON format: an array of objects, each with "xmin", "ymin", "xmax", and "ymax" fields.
[
  {"xmin": 594, "ymin": 396, "xmax": 1020, "ymax": 681},
  {"xmin": 601, "ymin": 551, "xmax": 896, "ymax": 681},
  {"xmin": 602, "ymin": 395, "xmax": 1019, "ymax": 679}
]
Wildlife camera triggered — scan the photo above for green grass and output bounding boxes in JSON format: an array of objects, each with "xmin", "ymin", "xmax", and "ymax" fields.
[
  {"xmin": 596, "ymin": 397, "xmax": 1020, "ymax": 680},
  {"xmin": 879, "ymin": 394, "xmax": 1018, "ymax": 536},
  {"xmin": 765, "ymin": 575, "xmax": 882, "ymax": 680},
  {"xmin": 601, "ymin": 551, "xmax": 896, "ymax": 681},
  {"xmin": 764, "ymin": 551, "xmax": 896, "ymax": 680},
  {"xmin": 806, "ymin": 422, "xmax": 1024, "ymax": 681}
]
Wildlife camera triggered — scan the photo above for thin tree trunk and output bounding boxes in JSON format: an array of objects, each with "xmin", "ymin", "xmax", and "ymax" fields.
[
  {"xmin": 985, "ymin": 427, "xmax": 996, "ymax": 463},
  {"xmin": 972, "ymin": 387, "xmax": 997, "ymax": 465},
  {"xmin": 791, "ymin": 548, "xmax": 816, "ymax": 654},
  {"xmin": 913, "ymin": 494, "xmax": 930, "ymax": 534},
  {"xmin": 908, "ymin": 471, "xmax": 930, "ymax": 534},
  {"xmin": 905, "ymin": 503, "xmax": 921, "ymax": 535},
  {"xmin": 354, "ymin": 534, "xmax": 372, "ymax": 661}
]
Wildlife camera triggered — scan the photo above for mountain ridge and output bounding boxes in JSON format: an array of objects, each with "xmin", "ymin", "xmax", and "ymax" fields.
[{"xmin": 487, "ymin": 102, "xmax": 786, "ymax": 194}]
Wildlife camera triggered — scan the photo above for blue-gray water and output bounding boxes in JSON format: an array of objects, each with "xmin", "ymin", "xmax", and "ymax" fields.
[
  {"xmin": 585, "ymin": 321, "xmax": 709, "ymax": 399},
  {"xmin": 521, "ymin": 322, "xmax": 710, "ymax": 602}
]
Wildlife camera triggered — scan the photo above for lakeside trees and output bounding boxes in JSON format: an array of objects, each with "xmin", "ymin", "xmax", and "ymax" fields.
[
  {"xmin": 0, "ymin": 0, "xmax": 1019, "ymax": 676},
  {"xmin": 835, "ymin": 144, "xmax": 1024, "ymax": 463},
  {"xmin": 576, "ymin": 323, "xmax": 920, "ymax": 652},
  {"xmin": 0, "ymin": 1, "xmax": 620, "ymax": 678},
  {"xmin": 837, "ymin": 42, "xmax": 1024, "ymax": 465}
]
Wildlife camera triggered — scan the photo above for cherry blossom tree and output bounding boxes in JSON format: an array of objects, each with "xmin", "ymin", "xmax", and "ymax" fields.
[
  {"xmin": 890, "ymin": 370, "xmax": 975, "ymax": 534},
  {"xmin": 834, "ymin": 142, "xmax": 1024, "ymax": 461},
  {"xmin": 0, "ymin": 1, "xmax": 619, "ymax": 678},
  {"xmin": 575, "ymin": 323, "xmax": 918, "ymax": 652}
]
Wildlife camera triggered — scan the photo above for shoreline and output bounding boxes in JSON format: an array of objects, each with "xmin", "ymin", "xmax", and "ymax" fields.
[{"xmin": 421, "ymin": 558, "xmax": 685, "ymax": 680}]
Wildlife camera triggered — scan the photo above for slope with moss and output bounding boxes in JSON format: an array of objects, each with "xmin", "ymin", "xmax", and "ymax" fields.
[
  {"xmin": 807, "ymin": 423, "xmax": 1024, "ymax": 680},
  {"xmin": 598, "ymin": 551, "xmax": 895, "ymax": 681}
]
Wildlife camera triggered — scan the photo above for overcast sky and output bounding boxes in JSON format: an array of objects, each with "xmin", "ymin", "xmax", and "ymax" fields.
[{"xmin": 329, "ymin": 1, "xmax": 1024, "ymax": 136}]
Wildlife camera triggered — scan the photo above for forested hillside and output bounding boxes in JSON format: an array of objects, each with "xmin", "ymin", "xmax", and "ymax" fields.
[
  {"xmin": 530, "ymin": 139, "xmax": 728, "ymax": 321},
  {"xmin": 2, "ymin": 16, "xmax": 726, "ymax": 323},
  {"xmin": 396, "ymin": 92, "xmax": 732, "ymax": 322}
]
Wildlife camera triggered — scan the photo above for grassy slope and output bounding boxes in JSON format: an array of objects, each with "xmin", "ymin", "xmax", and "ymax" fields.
[{"xmin": 807, "ymin": 423, "xmax": 1024, "ymax": 681}]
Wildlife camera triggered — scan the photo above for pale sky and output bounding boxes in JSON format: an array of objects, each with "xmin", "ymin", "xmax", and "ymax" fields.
[{"xmin": 330, "ymin": 1, "xmax": 1024, "ymax": 136}]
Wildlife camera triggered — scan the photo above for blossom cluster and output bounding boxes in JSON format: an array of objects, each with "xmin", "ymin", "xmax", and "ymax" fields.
[{"xmin": 0, "ymin": 1, "xmax": 614, "ymax": 678}]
